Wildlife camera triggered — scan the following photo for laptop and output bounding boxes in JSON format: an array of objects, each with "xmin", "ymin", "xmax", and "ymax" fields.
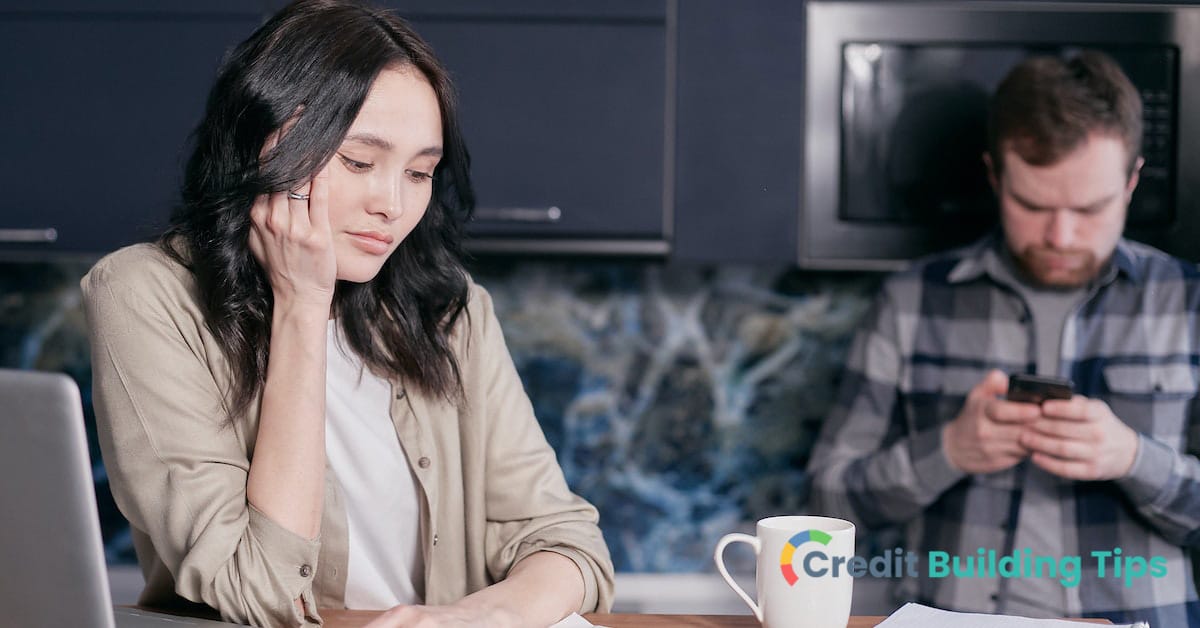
[{"xmin": 0, "ymin": 368, "xmax": 244, "ymax": 627}]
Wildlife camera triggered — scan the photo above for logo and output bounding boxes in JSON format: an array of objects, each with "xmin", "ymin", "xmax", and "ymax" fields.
[{"xmin": 780, "ymin": 529, "xmax": 831, "ymax": 586}]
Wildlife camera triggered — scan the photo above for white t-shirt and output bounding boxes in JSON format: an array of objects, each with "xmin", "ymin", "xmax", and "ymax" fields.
[{"xmin": 324, "ymin": 320, "xmax": 424, "ymax": 609}]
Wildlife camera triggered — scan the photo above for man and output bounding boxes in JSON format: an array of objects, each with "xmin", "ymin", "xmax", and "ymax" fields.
[{"xmin": 807, "ymin": 51, "xmax": 1200, "ymax": 625}]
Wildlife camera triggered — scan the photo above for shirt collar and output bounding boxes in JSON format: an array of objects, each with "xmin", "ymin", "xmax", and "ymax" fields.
[
  {"xmin": 946, "ymin": 233, "xmax": 1142, "ymax": 288},
  {"xmin": 945, "ymin": 232, "xmax": 1000, "ymax": 284},
  {"xmin": 1110, "ymin": 239, "xmax": 1143, "ymax": 285}
]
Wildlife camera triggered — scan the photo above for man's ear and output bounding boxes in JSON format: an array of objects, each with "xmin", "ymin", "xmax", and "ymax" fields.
[
  {"xmin": 983, "ymin": 152, "xmax": 999, "ymax": 192},
  {"xmin": 1126, "ymin": 156, "xmax": 1145, "ymax": 199}
]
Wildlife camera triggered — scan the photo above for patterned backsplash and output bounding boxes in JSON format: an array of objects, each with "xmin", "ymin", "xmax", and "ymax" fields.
[{"xmin": 0, "ymin": 256, "xmax": 880, "ymax": 572}]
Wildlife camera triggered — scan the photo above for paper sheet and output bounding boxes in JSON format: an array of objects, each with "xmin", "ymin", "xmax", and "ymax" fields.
[
  {"xmin": 549, "ymin": 612, "xmax": 595, "ymax": 628},
  {"xmin": 876, "ymin": 603, "xmax": 1146, "ymax": 628}
]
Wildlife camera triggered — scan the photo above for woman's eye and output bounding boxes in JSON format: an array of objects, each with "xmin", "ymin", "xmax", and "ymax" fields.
[
  {"xmin": 338, "ymin": 153, "xmax": 373, "ymax": 172},
  {"xmin": 405, "ymin": 169, "xmax": 434, "ymax": 183}
]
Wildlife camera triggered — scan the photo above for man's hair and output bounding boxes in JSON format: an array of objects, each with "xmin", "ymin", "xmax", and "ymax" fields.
[{"xmin": 987, "ymin": 50, "xmax": 1142, "ymax": 177}]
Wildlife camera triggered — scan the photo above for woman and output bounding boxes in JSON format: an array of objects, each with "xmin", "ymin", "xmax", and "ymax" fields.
[{"xmin": 81, "ymin": 1, "xmax": 614, "ymax": 626}]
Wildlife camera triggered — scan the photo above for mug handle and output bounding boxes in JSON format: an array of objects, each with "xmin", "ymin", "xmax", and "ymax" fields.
[{"xmin": 714, "ymin": 533, "xmax": 762, "ymax": 621}]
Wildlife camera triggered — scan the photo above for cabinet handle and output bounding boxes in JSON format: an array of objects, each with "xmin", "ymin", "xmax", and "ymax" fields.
[
  {"xmin": 0, "ymin": 228, "xmax": 58, "ymax": 243},
  {"xmin": 474, "ymin": 206, "xmax": 563, "ymax": 223}
]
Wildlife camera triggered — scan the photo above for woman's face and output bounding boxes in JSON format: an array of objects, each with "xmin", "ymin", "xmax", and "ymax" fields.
[{"xmin": 322, "ymin": 66, "xmax": 443, "ymax": 283}]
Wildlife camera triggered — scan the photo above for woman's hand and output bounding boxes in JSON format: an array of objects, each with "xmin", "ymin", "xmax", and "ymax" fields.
[
  {"xmin": 363, "ymin": 603, "xmax": 520, "ymax": 628},
  {"xmin": 249, "ymin": 131, "xmax": 337, "ymax": 310},
  {"xmin": 244, "ymin": 130, "xmax": 335, "ymax": 542},
  {"xmin": 362, "ymin": 552, "xmax": 584, "ymax": 628}
]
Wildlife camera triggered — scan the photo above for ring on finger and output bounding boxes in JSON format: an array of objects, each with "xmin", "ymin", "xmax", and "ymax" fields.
[{"xmin": 287, "ymin": 190, "xmax": 310, "ymax": 201}]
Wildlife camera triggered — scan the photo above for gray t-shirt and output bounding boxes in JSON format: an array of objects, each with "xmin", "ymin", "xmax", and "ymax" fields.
[{"xmin": 984, "ymin": 247, "xmax": 1088, "ymax": 617}]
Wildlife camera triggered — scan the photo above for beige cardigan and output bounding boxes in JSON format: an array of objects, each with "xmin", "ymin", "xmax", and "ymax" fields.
[{"xmin": 82, "ymin": 244, "xmax": 614, "ymax": 627}]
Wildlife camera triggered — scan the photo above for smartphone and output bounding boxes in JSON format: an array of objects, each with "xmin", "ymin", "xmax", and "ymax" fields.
[{"xmin": 1006, "ymin": 373, "xmax": 1074, "ymax": 404}]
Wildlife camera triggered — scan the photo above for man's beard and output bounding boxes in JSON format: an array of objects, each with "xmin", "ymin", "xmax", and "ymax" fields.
[{"xmin": 1014, "ymin": 245, "xmax": 1102, "ymax": 289}]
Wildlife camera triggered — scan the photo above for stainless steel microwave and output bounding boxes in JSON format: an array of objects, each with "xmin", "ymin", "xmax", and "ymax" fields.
[{"xmin": 800, "ymin": 1, "xmax": 1200, "ymax": 270}]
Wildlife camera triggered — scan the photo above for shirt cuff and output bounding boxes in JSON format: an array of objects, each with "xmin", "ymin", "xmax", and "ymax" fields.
[
  {"xmin": 247, "ymin": 503, "xmax": 323, "ymax": 601},
  {"xmin": 1114, "ymin": 434, "xmax": 1175, "ymax": 507},
  {"xmin": 911, "ymin": 425, "xmax": 969, "ymax": 500}
]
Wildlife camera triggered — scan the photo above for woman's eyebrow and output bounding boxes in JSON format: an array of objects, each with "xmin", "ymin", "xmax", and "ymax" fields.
[
  {"xmin": 343, "ymin": 133, "xmax": 442, "ymax": 159},
  {"xmin": 343, "ymin": 132, "xmax": 392, "ymax": 150}
]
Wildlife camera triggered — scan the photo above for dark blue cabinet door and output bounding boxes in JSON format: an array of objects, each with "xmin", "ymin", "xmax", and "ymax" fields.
[
  {"xmin": 673, "ymin": 0, "xmax": 805, "ymax": 263},
  {"xmin": 0, "ymin": 5, "xmax": 262, "ymax": 257},
  {"xmin": 389, "ymin": 1, "xmax": 672, "ymax": 254}
]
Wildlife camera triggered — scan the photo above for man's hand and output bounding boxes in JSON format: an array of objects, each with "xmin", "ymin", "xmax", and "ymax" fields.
[
  {"xmin": 1020, "ymin": 395, "xmax": 1140, "ymax": 480},
  {"xmin": 942, "ymin": 370, "xmax": 1041, "ymax": 474}
]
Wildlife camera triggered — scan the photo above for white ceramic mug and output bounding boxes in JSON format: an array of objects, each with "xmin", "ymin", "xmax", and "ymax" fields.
[{"xmin": 714, "ymin": 515, "xmax": 855, "ymax": 628}]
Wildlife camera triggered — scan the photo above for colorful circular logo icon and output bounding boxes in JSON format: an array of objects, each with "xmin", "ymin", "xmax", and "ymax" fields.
[{"xmin": 780, "ymin": 529, "xmax": 832, "ymax": 585}]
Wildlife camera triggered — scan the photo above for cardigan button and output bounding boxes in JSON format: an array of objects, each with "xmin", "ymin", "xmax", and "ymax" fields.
[
  {"xmin": 299, "ymin": 564, "xmax": 313, "ymax": 578},
  {"xmin": 418, "ymin": 456, "xmax": 431, "ymax": 469}
]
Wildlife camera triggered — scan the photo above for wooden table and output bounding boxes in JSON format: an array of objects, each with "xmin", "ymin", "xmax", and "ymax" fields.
[
  {"xmin": 585, "ymin": 616, "xmax": 881, "ymax": 627},
  {"xmin": 132, "ymin": 605, "xmax": 1116, "ymax": 626},
  {"xmin": 319, "ymin": 611, "xmax": 1112, "ymax": 627},
  {"xmin": 320, "ymin": 612, "xmax": 862, "ymax": 627}
]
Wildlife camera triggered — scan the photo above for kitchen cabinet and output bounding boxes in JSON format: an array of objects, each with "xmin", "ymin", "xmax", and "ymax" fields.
[
  {"xmin": 672, "ymin": 0, "xmax": 804, "ymax": 262},
  {"xmin": 0, "ymin": 2, "xmax": 263, "ymax": 258},
  {"xmin": 0, "ymin": 0, "xmax": 808, "ymax": 263},
  {"xmin": 390, "ymin": 0, "xmax": 674, "ymax": 255}
]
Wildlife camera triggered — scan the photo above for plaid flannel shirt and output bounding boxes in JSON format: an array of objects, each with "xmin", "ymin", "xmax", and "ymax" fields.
[{"xmin": 807, "ymin": 234, "xmax": 1200, "ymax": 625}]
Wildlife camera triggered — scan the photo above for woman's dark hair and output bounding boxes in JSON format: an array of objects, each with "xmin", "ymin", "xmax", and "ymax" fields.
[
  {"xmin": 160, "ymin": 0, "xmax": 473, "ymax": 418},
  {"xmin": 988, "ymin": 50, "xmax": 1143, "ymax": 178}
]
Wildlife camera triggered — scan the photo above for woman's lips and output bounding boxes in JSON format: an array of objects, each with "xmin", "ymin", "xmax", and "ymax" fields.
[{"xmin": 346, "ymin": 231, "xmax": 393, "ymax": 255}]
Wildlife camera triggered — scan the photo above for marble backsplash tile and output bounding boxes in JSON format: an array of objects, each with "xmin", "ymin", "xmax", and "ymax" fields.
[{"xmin": 0, "ymin": 258, "xmax": 880, "ymax": 572}]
